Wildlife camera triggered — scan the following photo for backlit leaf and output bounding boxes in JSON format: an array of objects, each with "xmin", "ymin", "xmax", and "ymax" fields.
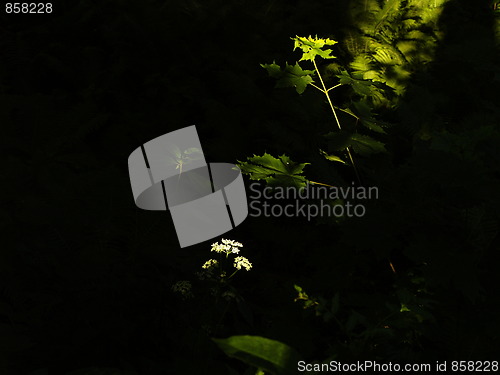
[
  {"xmin": 292, "ymin": 35, "xmax": 338, "ymax": 62},
  {"xmin": 212, "ymin": 335, "xmax": 302, "ymax": 375},
  {"xmin": 261, "ymin": 62, "xmax": 315, "ymax": 94},
  {"xmin": 236, "ymin": 153, "xmax": 309, "ymax": 188},
  {"xmin": 350, "ymin": 133, "xmax": 387, "ymax": 155},
  {"xmin": 319, "ymin": 149, "xmax": 348, "ymax": 164}
]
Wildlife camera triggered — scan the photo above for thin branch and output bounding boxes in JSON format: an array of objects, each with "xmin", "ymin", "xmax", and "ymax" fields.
[
  {"xmin": 326, "ymin": 84, "xmax": 343, "ymax": 92},
  {"xmin": 312, "ymin": 59, "xmax": 362, "ymax": 185},
  {"xmin": 309, "ymin": 83, "xmax": 324, "ymax": 92},
  {"xmin": 335, "ymin": 107, "xmax": 360, "ymax": 120},
  {"xmin": 308, "ymin": 180, "xmax": 335, "ymax": 188},
  {"xmin": 313, "ymin": 59, "xmax": 341, "ymax": 130}
]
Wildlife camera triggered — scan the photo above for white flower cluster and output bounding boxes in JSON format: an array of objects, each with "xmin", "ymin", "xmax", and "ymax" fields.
[
  {"xmin": 175, "ymin": 239, "xmax": 252, "ymax": 302},
  {"xmin": 234, "ymin": 256, "xmax": 252, "ymax": 271},
  {"xmin": 211, "ymin": 239, "xmax": 243, "ymax": 255},
  {"xmin": 198, "ymin": 238, "xmax": 252, "ymax": 283},
  {"xmin": 197, "ymin": 259, "xmax": 219, "ymax": 280},
  {"xmin": 202, "ymin": 259, "xmax": 218, "ymax": 269}
]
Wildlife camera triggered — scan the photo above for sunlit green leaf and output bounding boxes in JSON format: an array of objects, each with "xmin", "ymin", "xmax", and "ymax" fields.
[
  {"xmin": 336, "ymin": 70, "xmax": 376, "ymax": 96},
  {"xmin": 292, "ymin": 35, "xmax": 338, "ymax": 62},
  {"xmin": 260, "ymin": 61, "xmax": 283, "ymax": 79},
  {"xmin": 236, "ymin": 153, "xmax": 309, "ymax": 188},
  {"xmin": 319, "ymin": 149, "xmax": 347, "ymax": 164},
  {"xmin": 212, "ymin": 335, "xmax": 302, "ymax": 375}
]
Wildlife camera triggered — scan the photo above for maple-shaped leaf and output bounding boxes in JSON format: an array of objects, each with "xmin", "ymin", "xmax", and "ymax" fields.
[
  {"xmin": 323, "ymin": 131, "xmax": 386, "ymax": 156},
  {"xmin": 319, "ymin": 149, "xmax": 348, "ymax": 164},
  {"xmin": 323, "ymin": 130, "xmax": 354, "ymax": 152},
  {"xmin": 336, "ymin": 70, "xmax": 376, "ymax": 96},
  {"xmin": 212, "ymin": 335, "xmax": 302, "ymax": 375},
  {"xmin": 292, "ymin": 35, "xmax": 338, "ymax": 62},
  {"xmin": 336, "ymin": 70, "xmax": 395, "ymax": 101},
  {"xmin": 351, "ymin": 100, "xmax": 390, "ymax": 134},
  {"xmin": 350, "ymin": 133, "xmax": 387, "ymax": 156},
  {"xmin": 236, "ymin": 153, "xmax": 310, "ymax": 188},
  {"xmin": 261, "ymin": 62, "xmax": 315, "ymax": 94},
  {"xmin": 260, "ymin": 61, "xmax": 282, "ymax": 79}
]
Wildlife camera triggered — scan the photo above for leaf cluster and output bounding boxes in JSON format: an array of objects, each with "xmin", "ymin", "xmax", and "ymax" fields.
[
  {"xmin": 236, "ymin": 153, "xmax": 310, "ymax": 189},
  {"xmin": 260, "ymin": 62, "xmax": 315, "ymax": 94}
]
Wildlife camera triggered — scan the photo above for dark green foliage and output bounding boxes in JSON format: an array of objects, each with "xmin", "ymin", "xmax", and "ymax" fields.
[
  {"xmin": 213, "ymin": 335, "xmax": 302, "ymax": 374},
  {"xmin": 340, "ymin": 0, "xmax": 448, "ymax": 107},
  {"xmin": 261, "ymin": 62, "xmax": 315, "ymax": 94},
  {"xmin": 323, "ymin": 131, "xmax": 386, "ymax": 156},
  {"xmin": 260, "ymin": 36, "xmax": 390, "ymax": 182},
  {"xmin": 237, "ymin": 153, "xmax": 310, "ymax": 188}
]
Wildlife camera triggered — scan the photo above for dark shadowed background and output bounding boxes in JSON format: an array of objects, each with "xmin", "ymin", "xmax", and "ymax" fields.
[{"xmin": 1, "ymin": 0, "xmax": 499, "ymax": 374}]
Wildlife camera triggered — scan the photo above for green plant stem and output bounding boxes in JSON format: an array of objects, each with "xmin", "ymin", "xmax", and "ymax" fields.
[
  {"xmin": 313, "ymin": 60, "xmax": 342, "ymax": 130},
  {"xmin": 312, "ymin": 59, "xmax": 362, "ymax": 185},
  {"xmin": 311, "ymin": 83, "xmax": 342, "ymax": 94},
  {"xmin": 309, "ymin": 180, "xmax": 335, "ymax": 188},
  {"xmin": 336, "ymin": 107, "xmax": 360, "ymax": 120},
  {"xmin": 327, "ymin": 83, "xmax": 343, "ymax": 92},
  {"xmin": 228, "ymin": 269, "xmax": 239, "ymax": 279},
  {"xmin": 310, "ymin": 82, "xmax": 323, "ymax": 92}
]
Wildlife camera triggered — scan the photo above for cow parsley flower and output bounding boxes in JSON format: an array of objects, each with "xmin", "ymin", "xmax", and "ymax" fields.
[
  {"xmin": 211, "ymin": 242, "xmax": 231, "ymax": 254},
  {"xmin": 234, "ymin": 256, "xmax": 252, "ymax": 271},
  {"xmin": 211, "ymin": 239, "xmax": 243, "ymax": 255},
  {"xmin": 202, "ymin": 259, "xmax": 218, "ymax": 269},
  {"xmin": 222, "ymin": 239, "xmax": 243, "ymax": 248}
]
